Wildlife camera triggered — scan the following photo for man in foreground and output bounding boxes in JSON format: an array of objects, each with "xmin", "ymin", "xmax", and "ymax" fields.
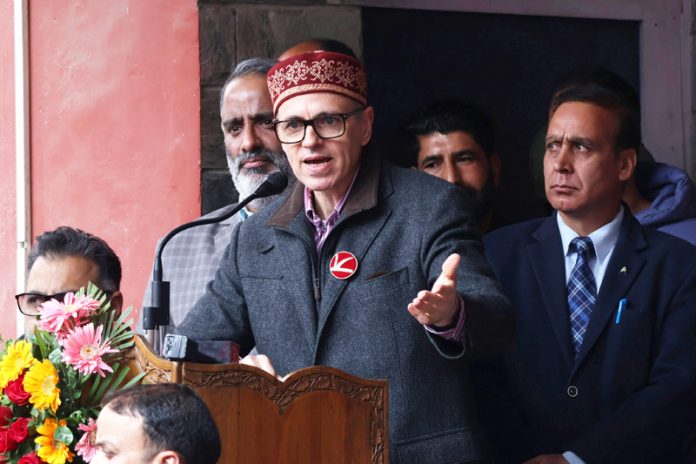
[
  {"xmin": 177, "ymin": 51, "xmax": 512, "ymax": 463},
  {"xmin": 93, "ymin": 383, "xmax": 220, "ymax": 464}
]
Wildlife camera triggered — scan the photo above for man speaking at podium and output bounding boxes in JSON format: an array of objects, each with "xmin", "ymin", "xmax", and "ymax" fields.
[{"xmin": 177, "ymin": 51, "xmax": 513, "ymax": 463}]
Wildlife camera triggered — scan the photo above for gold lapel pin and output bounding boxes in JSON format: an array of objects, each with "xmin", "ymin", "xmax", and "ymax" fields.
[{"xmin": 620, "ymin": 266, "xmax": 628, "ymax": 274}]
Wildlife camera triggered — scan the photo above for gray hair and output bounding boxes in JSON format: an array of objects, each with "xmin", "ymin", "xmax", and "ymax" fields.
[{"xmin": 219, "ymin": 57, "xmax": 277, "ymax": 110}]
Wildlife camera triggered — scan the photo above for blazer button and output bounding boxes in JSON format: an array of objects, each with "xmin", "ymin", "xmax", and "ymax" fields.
[{"xmin": 567, "ymin": 385, "xmax": 579, "ymax": 397}]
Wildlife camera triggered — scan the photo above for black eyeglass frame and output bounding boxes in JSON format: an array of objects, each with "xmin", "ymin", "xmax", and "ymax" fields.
[
  {"xmin": 14, "ymin": 290, "xmax": 111, "ymax": 317},
  {"xmin": 273, "ymin": 107, "xmax": 365, "ymax": 144}
]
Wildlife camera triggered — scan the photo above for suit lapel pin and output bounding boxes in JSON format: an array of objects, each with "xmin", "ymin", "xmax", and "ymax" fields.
[
  {"xmin": 330, "ymin": 251, "xmax": 359, "ymax": 280},
  {"xmin": 620, "ymin": 266, "xmax": 628, "ymax": 275}
]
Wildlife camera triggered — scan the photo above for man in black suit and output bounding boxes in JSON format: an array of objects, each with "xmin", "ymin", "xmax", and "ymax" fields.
[{"xmin": 483, "ymin": 74, "xmax": 696, "ymax": 463}]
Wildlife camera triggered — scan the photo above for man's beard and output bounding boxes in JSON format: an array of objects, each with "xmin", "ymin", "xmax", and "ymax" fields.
[
  {"xmin": 227, "ymin": 149, "xmax": 293, "ymax": 211},
  {"xmin": 461, "ymin": 170, "xmax": 496, "ymax": 222}
]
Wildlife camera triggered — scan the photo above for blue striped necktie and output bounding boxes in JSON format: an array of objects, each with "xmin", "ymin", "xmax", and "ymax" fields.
[{"xmin": 567, "ymin": 237, "xmax": 597, "ymax": 355}]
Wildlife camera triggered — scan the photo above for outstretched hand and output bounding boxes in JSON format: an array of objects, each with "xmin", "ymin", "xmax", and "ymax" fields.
[{"xmin": 407, "ymin": 253, "xmax": 461, "ymax": 327}]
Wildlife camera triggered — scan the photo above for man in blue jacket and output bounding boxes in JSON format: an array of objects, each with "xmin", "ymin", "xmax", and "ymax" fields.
[{"xmin": 484, "ymin": 72, "xmax": 696, "ymax": 463}]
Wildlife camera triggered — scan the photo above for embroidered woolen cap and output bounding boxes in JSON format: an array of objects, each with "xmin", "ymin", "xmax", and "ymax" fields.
[{"xmin": 267, "ymin": 51, "xmax": 368, "ymax": 114}]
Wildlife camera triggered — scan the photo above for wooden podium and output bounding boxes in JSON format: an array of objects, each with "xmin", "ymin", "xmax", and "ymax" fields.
[{"xmin": 128, "ymin": 335, "xmax": 389, "ymax": 463}]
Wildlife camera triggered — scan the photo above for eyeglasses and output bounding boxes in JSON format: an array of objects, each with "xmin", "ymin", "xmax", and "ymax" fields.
[
  {"xmin": 274, "ymin": 107, "xmax": 365, "ymax": 144},
  {"xmin": 15, "ymin": 291, "xmax": 78, "ymax": 316}
]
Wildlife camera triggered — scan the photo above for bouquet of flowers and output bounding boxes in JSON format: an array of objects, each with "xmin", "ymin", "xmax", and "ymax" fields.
[{"xmin": 0, "ymin": 283, "xmax": 143, "ymax": 464}]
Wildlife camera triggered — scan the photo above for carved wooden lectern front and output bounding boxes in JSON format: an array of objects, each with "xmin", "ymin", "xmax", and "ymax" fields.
[{"xmin": 127, "ymin": 335, "xmax": 389, "ymax": 464}]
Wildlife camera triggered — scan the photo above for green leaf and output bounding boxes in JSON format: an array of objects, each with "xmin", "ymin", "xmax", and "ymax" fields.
[
  {"xmin": 32, "ymin": 407, "xmax": 46, "ymax": 423},
  {"xmin": 54, "ymin": 424, "xmax": 74, "ymax": 445},
  {"xmin": 48, "ymin": 346, "xmax": 63, "ymax": 364},
  {"xmin": 84, "ymin": 366, "xmax": 119, "ymax": 407},
  {"xmin": 121, "ymin": 371, "xmax": 147, "ymax": 390},
  {"xmin": 68, "ymin": 408, "xmax": 93, "ymax": 424},
  {"xmin": 86, "ymin": 374, "xmax": 103, "ymax": 405},
  {"xmin": 94, "ymin": 363, "xmax": 129, "ymax": 401},
  {"xmin": 32, "ymin": 330, "xmax": 50, "ymax": 359},
  {"xmin": 103, "ymin": 305, "xmax": 136, "ymax": 351}
]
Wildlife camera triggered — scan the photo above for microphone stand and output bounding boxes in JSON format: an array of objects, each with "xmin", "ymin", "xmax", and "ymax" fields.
[{"xmin": 143, "ymin": 172, "xmax": 288, "ymax": 355}]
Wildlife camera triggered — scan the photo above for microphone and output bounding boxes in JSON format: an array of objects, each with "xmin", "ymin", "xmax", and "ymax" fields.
[
  {"xmin": 249, "ymin": 171, "xmax": 289, "ymax": 199},
  {"xmin": 142, "ymin": 172, "xmax": 289, "ymax": 344}
]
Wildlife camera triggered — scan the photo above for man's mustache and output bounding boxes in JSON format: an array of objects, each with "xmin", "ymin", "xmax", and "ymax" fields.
[
  {"xmin": 237, "ymin": 151, "xmax": 274, "ymax": 165},
  {"xmin": 230, "ymin": 150, "xmax": 287, "ymax": 176}
]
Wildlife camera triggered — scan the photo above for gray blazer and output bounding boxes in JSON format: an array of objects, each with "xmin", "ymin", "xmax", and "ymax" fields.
[{"xmin": 178, "ymin": 152, "xmax": 513, "ymax": 463}]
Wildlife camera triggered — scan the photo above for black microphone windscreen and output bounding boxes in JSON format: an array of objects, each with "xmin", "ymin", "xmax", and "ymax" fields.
[{"xmin": 254, "ymin": 171, "xmax": 288, "ymax": 198}]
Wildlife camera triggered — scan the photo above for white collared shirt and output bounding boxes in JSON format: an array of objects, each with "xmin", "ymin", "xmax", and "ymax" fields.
[{"xmin": 556, "ymin": 206, "xmax": 624, "ymax": 292}]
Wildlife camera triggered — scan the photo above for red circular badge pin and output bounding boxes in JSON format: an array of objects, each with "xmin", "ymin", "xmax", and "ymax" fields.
[{"xmin": 330, "ymin": 251, "xmax": 359, "ymax": 280}]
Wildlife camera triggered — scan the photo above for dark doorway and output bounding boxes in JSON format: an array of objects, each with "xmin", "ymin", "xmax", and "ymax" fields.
[{"xmin": 363, "ymin": 7, "xmax": 640, "ymax": 226}]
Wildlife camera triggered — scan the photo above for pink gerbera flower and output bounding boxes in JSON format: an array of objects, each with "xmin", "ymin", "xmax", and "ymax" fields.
[
  {"xmin": 38, "ymin": 293, "xmax": 101, "ymax": 337},
  {"xmin": 75, "ymin": 418, "xmax": 98, "ymax": 462},
  {"xmin": 61, "ymin": 323, "xmax": 117, "ymax": 377}
]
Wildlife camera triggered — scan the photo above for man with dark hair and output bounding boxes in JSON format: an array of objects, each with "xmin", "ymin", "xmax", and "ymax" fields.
[
  {"xmin": 402, "ymin": 99, "xmax": 502, "ymax": 231},
  {"xmin": 528, "ymin": 68, "xmax": 696, "ymax": 245},
  {"xmin": 16, "ymin": 226, "xmax": 123, "ymax": 332},
  {"xmin": 93, "ymin": 383, "xmax": 221, "ymax": 464},
  {"xmin": 548, "ymin": 71, "xmax": 641, "ymax": 151},
  {"xmin": 483, "ymin": 70, "xmax": 696, "ymax": 463},
  {"xmin": 178, "ymin": 51, "xmax": 513, "ymax": 463},
  {"xmin": 141, "ymin": 57, "xmax": 292, "ymax": 331}
]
